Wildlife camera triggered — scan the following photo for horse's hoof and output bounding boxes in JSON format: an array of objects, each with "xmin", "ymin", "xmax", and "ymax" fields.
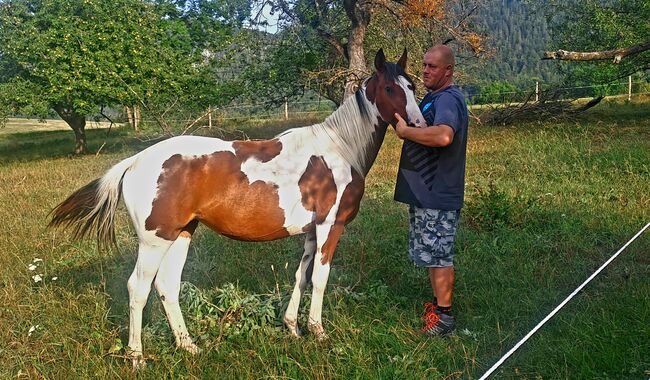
[
  {"xmin": 180, "ymin": 342, "xmax": 201, "ymax": 355},
  {"xmin": 128, "ymin": 352, "xmax": 146, "ymax": 370},
  {"xmin": 283, "ymin": 317, "xmax": 302, "ymax": 338},
  {"xmin": 308, "ymin": 322, "xmax": 328, "ymax": 341}
]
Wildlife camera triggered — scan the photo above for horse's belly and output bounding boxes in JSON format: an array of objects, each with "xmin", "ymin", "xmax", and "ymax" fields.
[{"xmin": 196, "ymin": 192, "xmax": 311, "ymax": 242}]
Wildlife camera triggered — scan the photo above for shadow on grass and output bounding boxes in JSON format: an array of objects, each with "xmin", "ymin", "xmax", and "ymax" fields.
[
  {"xmin": 0, "ymin": 126, "xmax": 152, "ymax": 164},
  {"xmin": 0, "ymin": 116, "xmax": 327, "ymax": 165}
]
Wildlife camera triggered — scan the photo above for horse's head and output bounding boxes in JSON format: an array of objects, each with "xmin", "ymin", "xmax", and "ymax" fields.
[{"xmin": 364, "ymin": 49, "xmax": 426, "ymax": 128}]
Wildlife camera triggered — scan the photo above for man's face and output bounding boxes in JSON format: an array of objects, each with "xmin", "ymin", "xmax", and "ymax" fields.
[{"xmin": 422, "ymin": 51, "xmax": 452, "ymax": 91}]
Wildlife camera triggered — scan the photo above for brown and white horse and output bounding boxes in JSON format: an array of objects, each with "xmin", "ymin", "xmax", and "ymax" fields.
[{"xmin": 50, "ymin": 49, "xmax": 424, "ymax": 367}]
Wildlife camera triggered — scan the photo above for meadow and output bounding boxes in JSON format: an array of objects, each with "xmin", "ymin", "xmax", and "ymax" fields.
[{"xmin": 0, "ymin": 99, "xmax": 648, "ymax": 379}]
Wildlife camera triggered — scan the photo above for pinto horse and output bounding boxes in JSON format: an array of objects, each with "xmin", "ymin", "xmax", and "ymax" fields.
[{"xmin": 50, "ymin": 49, "xmax": 425, "ymax": 367}]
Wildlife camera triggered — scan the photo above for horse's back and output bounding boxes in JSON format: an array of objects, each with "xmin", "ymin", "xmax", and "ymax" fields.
[{"xmin": 121, "ymin": 134, "xmax": 314, "ymax": 242}]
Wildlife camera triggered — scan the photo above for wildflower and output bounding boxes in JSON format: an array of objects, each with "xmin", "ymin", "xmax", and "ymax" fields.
[
  {"xmin": 32, "ymin": 274, "xmax": 42, "ymax": 283},
  {"xmin": 28, "ymin": 264, "xmax": 37, "ymax": 271},
  {"xmin": 32, "ymin": 258, "xmax": 43, "ymax": 263},
  {"xmin": 51, "ymin": 277, "xmax": 58, "ymax": 281},
  {"xmin": 28, "ymin": 325, "xmax": 39, "ymax": 337}
]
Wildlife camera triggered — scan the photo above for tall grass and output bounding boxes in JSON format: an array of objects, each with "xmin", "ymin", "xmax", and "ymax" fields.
[{"xmin": 0, "ymin": 99, "xmax": 648, "ymax": 379}]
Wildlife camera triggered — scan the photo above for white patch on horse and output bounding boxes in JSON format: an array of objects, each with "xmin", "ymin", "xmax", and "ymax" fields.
[
  {"xmin": 122, "ymin": 135, "xmax": 235, "ymax": 242},
  {"xmin": 239, "ymin": 132, "xmax": 323, "ymax": 235},
  {"xmin": 399, "ymin": 76, "xmax": 426, "ymax": 127}
]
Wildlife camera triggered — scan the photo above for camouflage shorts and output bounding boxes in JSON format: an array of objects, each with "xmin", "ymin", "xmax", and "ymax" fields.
[{"xmin": 408, "ymin": 206, "xmax": 461, "ymax": 268}]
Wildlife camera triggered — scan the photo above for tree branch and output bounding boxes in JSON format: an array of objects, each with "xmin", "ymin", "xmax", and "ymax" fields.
[{"xmin": 543, "ymin": 40, "xmax": 650, "ymax": 64}]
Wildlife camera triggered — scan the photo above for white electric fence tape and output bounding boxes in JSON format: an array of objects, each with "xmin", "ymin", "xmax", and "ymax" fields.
[{"xmin": 479, "ymin": 221, "xmax": 650, "ymax": 380}]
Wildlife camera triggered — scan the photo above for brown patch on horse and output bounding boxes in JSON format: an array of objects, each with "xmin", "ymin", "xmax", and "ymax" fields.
[
  {"xmin": 298, "ymin": 156, "xmax": 337, "ymax": 224},
  {"xmin": 145, "ymin": 145, "xmax": 289, "ymax": 241},
  {"xmin": 233, "ymin": 139, "xmax": 282, "ymax": 163},
  {"xmin": 320, "ymin": 169, "xmax": 365, "ymax": 264}
]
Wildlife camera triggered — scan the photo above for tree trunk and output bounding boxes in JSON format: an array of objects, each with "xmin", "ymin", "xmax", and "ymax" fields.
[
  {"xmin": 134, "ymin": 105, "xmax": 141, "ymax": 130},
  {"xmin": 125, "ymin": 105, "xmax": 141, "ymax": 131},
  {"xmin": 343, "ymin": 0, "xmax": 371, "ymax": 100},
  {"xmin": 54, "ymin": 105, "xmax": 88, "ymax": 154},
  {"xmin": 125, "ymin": 106, "xmax": 135, "ymax": 130}
]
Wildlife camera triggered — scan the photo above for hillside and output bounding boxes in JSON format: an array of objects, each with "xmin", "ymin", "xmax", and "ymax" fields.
[{"xmin": 471, "ymin": 0, "xmax": 563, "ymax": 88}]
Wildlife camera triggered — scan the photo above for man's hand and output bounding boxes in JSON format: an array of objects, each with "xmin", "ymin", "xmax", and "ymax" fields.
[
  {"xmin": 394, "ymin": 113, "xmax": 409, "ymax": 140},
  {"xmin": 393, "ymin": 112, "xmax": 455, "ymax": 147}
]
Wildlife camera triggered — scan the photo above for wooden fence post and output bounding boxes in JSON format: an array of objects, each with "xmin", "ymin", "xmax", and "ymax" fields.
[
  {"xmin": 284, "ymin": 97, "xmax": 288, "ymax": 120},
  {"xmin": 628, "ymin": 75, "xmax": 632, "ymax": 101}
]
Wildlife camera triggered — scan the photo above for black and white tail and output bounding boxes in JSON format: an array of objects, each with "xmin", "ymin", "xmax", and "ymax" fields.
[{"xmin": 49, "ymin": 155, "xmax": 138, "ymax": 247}]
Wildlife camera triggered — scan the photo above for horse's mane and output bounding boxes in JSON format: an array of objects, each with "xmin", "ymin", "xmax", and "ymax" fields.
[
  {"xmin": 306, "ymin": 86, "xmax": 377, "ymax": 177},
  {"xmin": 276, "ymin": 63, "xmax": 411, "ymax": 177}
]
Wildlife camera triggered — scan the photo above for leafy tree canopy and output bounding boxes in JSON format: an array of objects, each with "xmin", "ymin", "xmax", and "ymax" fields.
[
  {"xmin": 242, "ymin": 0, "xmax": 486, "ymax": 105},
  {"xmin": 0, "ymin": 0, "xmax": 247, "ymax": 153},
  {"xmin": 543, "ymin": 0, "xmax": 650, "ymax": 84}
]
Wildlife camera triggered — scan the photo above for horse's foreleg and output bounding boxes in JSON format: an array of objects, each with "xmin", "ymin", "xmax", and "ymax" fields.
[
  {"xmin": 154, "ymin": 233, "xmax": 199, "ymax": 354},
  {"xmin": 127, "ymin": 242, "xmax": 168, "ymax": 368},
  {"xmin": 308, "ymin": 222, "xmax": 344, "ymax": 341},
  {"xmin": 284, "ymin": 232, "xmax": 316, "ymax": 337}
]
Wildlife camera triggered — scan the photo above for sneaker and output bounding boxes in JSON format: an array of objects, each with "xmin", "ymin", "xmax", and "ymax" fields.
[
  {"xmin": 422, "ymin": 301, "xmax": 437, "ymax": 317},
  {"xmin": 421, "ymin": 306, "xmax": 455, "ymax": 336}
]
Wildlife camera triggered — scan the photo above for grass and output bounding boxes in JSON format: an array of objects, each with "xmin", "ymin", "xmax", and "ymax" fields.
[{"xmin": 0, "ymin": 98, "xmax": 648, "ymax": 379}]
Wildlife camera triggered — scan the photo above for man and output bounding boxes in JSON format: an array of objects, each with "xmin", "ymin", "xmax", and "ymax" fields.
[{"xmin": 393, "ymin": 44, "xmax": 469, "ymax": 336}]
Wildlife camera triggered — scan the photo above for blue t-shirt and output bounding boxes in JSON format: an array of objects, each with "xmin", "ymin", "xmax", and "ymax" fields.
[{"xmin": 394, "ymin": 85, "xmax": 469, "ymax": 210}]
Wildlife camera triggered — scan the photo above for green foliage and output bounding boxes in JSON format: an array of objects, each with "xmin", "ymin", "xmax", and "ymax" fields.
[
  {"xmin": 465, "ymin": 182, "xmax": 515, "ymax": 230},
  {"xmin": 0, "ymin": 0, "xmax": 250, "ymax": 150},
  {"xmin": 544, "ymin": 0, "xmax": 650, "ymax": 83},
  {"xmin": 472, "ymin": 80, "xmax": 519, "ymax": 104},
  {"xmin": 468, "ymin": 0, "xmax": 563, "ymax": 89},
  {"xmin": 0, "ymin": 0, "xmax": 190, "ymax": 115}
]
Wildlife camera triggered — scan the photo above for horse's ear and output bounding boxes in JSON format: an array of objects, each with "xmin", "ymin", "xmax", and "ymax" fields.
[
  {"xmin": 397, "ymin": 48, "xmax": 407, "ymax": 70},
  {"xmin": 374, "ymin": 49, "xmax": 386, "ymax": 72}
]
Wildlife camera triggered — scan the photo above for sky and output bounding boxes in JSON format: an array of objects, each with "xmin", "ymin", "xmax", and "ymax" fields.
[{"xmin": 251, "ymin": 3, "xmax": 279, "ymax": 34}]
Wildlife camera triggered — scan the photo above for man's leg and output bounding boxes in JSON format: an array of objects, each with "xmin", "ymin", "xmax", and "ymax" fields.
[
  {"xmin": 412, "ymin": 208, "xmax": 459, "ymax": 336},
  {"xmin": 428, "ymin": 266, "xmax": 454, "ymax": 308}
]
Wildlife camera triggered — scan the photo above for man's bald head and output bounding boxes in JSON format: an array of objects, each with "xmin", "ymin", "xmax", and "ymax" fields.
[
  {"xmin": 422, "ymin": 44, "xmax": 455, "ymax": 92},
  {"xmin": 426, "ymin": 45, "xmax": 455, "ymax": 68}
]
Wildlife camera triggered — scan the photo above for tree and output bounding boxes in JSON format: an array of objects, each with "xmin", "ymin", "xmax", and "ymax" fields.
[
  {"xmin": 540, "ymin": 0, "xmax": 650, "ymax": 84},
  {"xmin": 247, "ymin": 0, "xmax": 486, "ymax": 104},
  {"xmin": 0, "ymin": 0, "xmax": 222, "ymax": 153}
]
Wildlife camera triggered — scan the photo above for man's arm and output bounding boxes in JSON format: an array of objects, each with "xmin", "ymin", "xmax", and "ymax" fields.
[{"xmin": 393, "ymin": 113, "xmax": 454, "ymax": 147}]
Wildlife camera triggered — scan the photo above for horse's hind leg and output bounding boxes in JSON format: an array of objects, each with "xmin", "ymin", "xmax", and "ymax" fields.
[
  {"xmin": 127, "ymin": 240, "xmax": 171, "ymax": 368},
  {"xmin": 284, "ymin": 231, "xmax": 316, "ymax": 337},
  {"xmin": 153, "ymin": 230, "xmax": 199, "ymax": 354}
]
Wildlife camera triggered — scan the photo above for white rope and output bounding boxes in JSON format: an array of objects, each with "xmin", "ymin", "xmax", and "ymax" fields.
[{"xmin": 479, "ymin": 221, "xmax": 650, "ymax": 380}]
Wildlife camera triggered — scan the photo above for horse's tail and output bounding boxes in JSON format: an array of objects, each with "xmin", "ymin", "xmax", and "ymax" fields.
[{"xmin": 49, "ymin": 154, "xmax": 139, "ymax": 248}]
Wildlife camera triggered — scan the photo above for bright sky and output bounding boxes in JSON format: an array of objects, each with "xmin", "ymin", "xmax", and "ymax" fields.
[{"xmin": 252, "ymin": 3, "xmax": 279, "ymax": 34}]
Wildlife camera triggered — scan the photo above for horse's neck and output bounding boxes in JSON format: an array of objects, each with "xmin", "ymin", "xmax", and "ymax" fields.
[
  {"xmin": 314, "ymin": 90, "xmax": 386, "ymax": 177},
  {"xmin": 360, "ymin": 123, "xmax": 388, "ymax": 175}
]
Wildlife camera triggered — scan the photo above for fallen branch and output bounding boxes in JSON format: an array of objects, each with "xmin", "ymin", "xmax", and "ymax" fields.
[
  {"xmin": 475, "ymin": 88, "xmax": 605, "ymax": 125},
  {"xmin": 543, "ymin": 40, "xmax": 650, "ymax": 64}
]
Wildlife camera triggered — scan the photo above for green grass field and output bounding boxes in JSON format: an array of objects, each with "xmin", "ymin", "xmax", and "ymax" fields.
[{"xmin": 0, "ymin": 100, "xmax": 648, "ymax": 379}]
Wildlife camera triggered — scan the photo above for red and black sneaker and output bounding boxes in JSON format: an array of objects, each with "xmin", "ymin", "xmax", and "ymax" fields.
[{"xmin": 420, "ymin": 303, "xmax": 455, "ymax": 336}]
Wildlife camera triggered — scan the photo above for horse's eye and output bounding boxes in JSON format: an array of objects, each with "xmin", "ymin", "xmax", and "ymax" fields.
[{"xmin": 385, "ymin": 86, "xmax": 392, "ymax": 94}]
